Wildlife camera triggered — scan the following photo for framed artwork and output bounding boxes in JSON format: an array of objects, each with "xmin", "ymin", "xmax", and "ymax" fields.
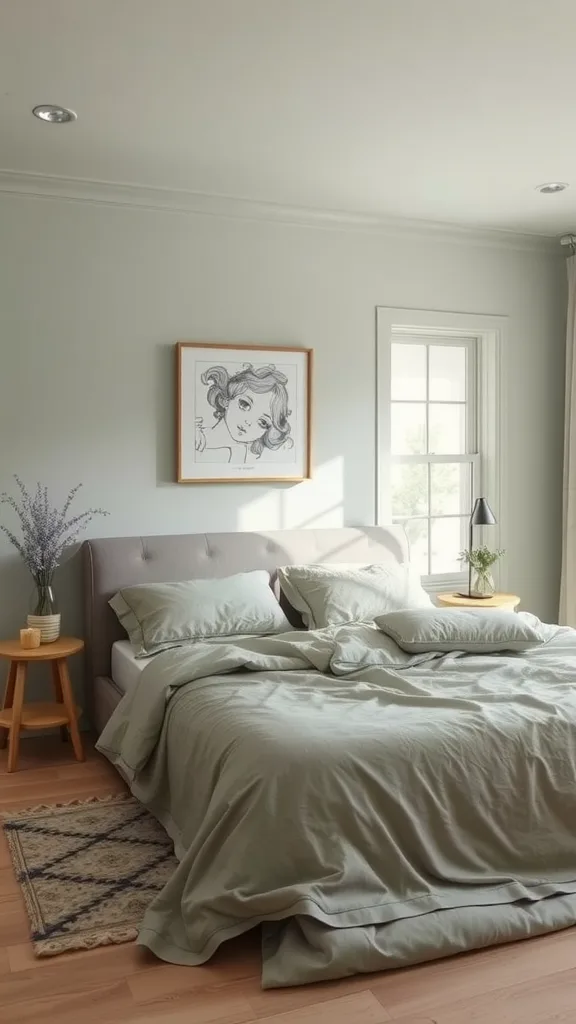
[{"xmin": 176, "ymin": 342, "xmax": 313, "ymax": 483}]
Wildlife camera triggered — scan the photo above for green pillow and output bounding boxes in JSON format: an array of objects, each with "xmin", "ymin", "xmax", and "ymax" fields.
[
  {"xmin": 109, "ymin": 570, "xmax": 291, "ymax": 657},
  {"xmin": 374, "ymin": 608, "xmax": 546, "ymax": 654},
  {"xmin": 277, "ymin": 562, "xmax": 432, "ymax": 629}
]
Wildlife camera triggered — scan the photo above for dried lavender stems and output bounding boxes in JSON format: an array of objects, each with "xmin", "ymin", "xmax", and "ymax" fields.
[{"xmin": 0, "ymin": 476, "xmax": 108, "ymax": 586}]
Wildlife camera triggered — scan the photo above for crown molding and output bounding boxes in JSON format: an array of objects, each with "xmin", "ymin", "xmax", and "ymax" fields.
[{"xmin": 0, "ymin": 168, "xmax": 561, "ymax": 254}]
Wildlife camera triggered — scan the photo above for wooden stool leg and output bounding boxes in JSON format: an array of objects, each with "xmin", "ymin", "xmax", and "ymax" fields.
[
  {"xmin": 7, "ymin": 663, "xmax": 27, "ymax": 773},
  {"xmin": 56, "ymin": 659, "xmax": 84, "ymax": 762},
  {"xmin": 0, "ymin": 661, "xmax": 17, "ymax": 750},
  {"xmin": 51, "ymin": 661, "xmax": 68, "ymax": 743}
]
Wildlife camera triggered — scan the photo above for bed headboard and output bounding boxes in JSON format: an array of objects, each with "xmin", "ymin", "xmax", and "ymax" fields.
[{"xmin": 82, "ymin": 525, "xmax": 408, "ymax": 692}]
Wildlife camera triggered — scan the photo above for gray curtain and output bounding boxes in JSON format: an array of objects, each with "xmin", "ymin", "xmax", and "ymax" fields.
[{"xmin": 560, "ymin": 254, "xmax": 576, "ymax": 624}]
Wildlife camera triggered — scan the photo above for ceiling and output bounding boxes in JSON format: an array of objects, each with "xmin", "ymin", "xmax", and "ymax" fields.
[{"xmin": 1, "ymin": 0, "xmax": 575, "ymax": 237}]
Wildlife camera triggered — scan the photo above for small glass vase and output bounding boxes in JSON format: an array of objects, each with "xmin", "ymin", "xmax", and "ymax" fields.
[
  {"xmin": 30, "ymin": 583, "xmax": 57, "ymax": 616},
  {"xmin": 27, "ymin": 581, "xmax": 61, "ymax": 643},
  {"xmin": 470, "ymin": 569, "xmax": 495, "ymax": 599}
]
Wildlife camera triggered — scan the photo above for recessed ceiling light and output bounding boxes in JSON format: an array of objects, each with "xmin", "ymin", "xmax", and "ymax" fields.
[
  {"xmin": 536, "ymin": 182, "xmax": 569, "ymax": 194},
  {"xmin": 32, "ymin": 105, "xmax": 77, "ymax": 123}
]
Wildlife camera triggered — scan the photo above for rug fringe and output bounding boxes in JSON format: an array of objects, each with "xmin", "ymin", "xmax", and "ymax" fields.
[
  {"xmin": 34, "ymin": 927, "xmax": 140, "ymax": 958},
  {"xmin": 3, "ymin": 829, "xmax": 44, "ymax": 937},
  {"xmin": 1, "ymin": 792, "xmax": 133, "ymax": 821}
]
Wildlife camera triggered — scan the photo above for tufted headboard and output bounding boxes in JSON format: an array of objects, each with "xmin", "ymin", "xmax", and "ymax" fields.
[{"xmin": 82, "ymin": 526, "xmax": 408, "ymax": 702}]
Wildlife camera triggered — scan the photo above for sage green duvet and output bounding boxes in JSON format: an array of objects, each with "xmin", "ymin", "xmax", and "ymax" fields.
[{"xmin": 97, "ymin": 616, "xmax": 576, "ymax": 987}]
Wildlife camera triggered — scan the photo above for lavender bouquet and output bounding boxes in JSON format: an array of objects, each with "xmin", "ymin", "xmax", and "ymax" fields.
[{"xmin": 0, "ymin": 477, "xmax": 108, "ymax": 616}]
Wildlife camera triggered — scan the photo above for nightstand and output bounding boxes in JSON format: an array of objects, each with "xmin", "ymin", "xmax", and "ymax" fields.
[
  {"xmin": 437, "ymin": 592, "xmax": 520, "ymax": 612},
  {"xmin": 0, "ymin": 636, "xmax": 84, "ymax": 773}
]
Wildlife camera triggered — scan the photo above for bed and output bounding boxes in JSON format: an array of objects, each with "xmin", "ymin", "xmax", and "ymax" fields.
[
  {"xmin": 82, "ymin": 527, "xmax": 408, "ymax": 733},
  {"xmin": 83, "ymin": 528, "xmax": 576, "ymax": 988}
]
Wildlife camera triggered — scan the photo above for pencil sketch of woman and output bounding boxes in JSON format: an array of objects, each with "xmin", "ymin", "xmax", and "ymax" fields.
[{"xmin": 195, "ymin": 363, "xmax": 293, "ymax": 464}]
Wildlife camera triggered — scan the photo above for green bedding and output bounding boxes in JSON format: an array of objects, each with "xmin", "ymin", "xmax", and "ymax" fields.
[{"xmin": 97, "ymin": 617, "xmax": 576, "ymax": 987}]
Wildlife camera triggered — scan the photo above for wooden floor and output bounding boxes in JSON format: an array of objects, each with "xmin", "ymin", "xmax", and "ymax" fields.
[{"xmin": 1, "ymin": 741, "xmax": 576, "ymax": 1024}]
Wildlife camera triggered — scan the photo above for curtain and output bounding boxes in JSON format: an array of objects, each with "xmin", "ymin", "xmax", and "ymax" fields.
[{"xmin": 560, "ymin": 255, "xmax": 576, "ymax": 624}]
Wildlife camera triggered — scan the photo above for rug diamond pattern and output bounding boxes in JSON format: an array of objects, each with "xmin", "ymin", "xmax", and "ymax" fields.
[{"xmin": 2, "ymin": 795, "xmax": 178, "ymax": 955}]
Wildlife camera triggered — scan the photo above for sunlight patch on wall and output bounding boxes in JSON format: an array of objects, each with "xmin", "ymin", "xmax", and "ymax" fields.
[
  {"xmin": 282, "ymin": 457, "xmax": 344, "ymax": 529},
  {"xmin": 236, "ymin": 490, "xmax": 282, "ymax": 531},
  {"xmin": 236, "ymin": 457, "xmax": 344, "ymax": 531}
]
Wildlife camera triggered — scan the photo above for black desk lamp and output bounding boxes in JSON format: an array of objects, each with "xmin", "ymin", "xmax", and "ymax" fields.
[{"xmin": 462, "ymin": 497, "xmax": 497, "ymax": 598}]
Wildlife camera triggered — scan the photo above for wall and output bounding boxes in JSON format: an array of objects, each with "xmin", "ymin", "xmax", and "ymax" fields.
[{"xmin": 0, "ymin": 193, "xmax": 566, "ymax": 703}]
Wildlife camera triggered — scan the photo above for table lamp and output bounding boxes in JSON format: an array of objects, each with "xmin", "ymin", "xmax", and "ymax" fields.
[{"xmin": 461, "ymin": 497, "xmax": 497, "ymax": 598}]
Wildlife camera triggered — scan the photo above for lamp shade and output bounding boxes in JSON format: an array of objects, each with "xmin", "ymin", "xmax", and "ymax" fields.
[{"xmin": 470, "ymin": 497, "xmax": 497, "ymax": 527}]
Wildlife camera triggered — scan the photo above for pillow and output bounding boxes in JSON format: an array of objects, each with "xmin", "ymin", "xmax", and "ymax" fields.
[
  {"xmin": 374, "ymin": 607, "xmax": 546, "ymax": 654},
  {"xmin": 109, "ymin": 570, "xmax": 291, "ymax": 657},
  {"xmin": 276, "ymin": 562, "xmax": 432, "ymax": 629}
]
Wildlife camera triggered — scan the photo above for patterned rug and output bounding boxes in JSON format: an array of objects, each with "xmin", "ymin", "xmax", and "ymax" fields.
[{"xmin": 2, "ymin": 793, "xmax": 178, "ymax": 956}]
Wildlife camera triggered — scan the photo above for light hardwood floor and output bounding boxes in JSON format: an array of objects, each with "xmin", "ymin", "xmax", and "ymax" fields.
[{"xmin": 1, "ymin": 738, "xmax": 576, "ymax": 1024}]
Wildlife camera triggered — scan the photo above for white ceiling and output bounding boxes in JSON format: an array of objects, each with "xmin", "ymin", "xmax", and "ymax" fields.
[{"xmin": 1, "ymin": 0, "xmax": 576, "ymax": 236}]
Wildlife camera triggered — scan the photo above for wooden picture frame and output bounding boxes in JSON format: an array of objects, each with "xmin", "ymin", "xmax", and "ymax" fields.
[{"xmin": 176, "ymin": 342, "xmax": 313, "ymax": 483}]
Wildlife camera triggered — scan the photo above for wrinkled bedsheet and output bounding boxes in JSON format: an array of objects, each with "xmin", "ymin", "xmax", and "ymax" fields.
[{"xmin": 97, "ymin": 616, "xmax": 576, "ymax": 987}]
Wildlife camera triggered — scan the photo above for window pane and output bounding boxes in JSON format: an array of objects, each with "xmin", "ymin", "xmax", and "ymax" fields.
[
  {"xmin": 391, "ymin": 344, "xmax": 426, "ymax": 401},
  {"xmin": 397, "ymin": 518, "xmax": 428, "ymax": 577},
  {"xmin": 428, "ymin": 404, "xmax": 466, "ymax": 454},
  {"xmin": 429, "ymin": 346, "xmax": 467, "ymax": 401},
  {"xmin": 430, "ymin": 516, "xmax": 468, "ymax": 574},
  {"xmin": 391, "ymin": 403, "xmax": 426, "ymax": 454},
  {"xmin": 391, "ymin": 464, "xmax": 428, "ymax": 518},
  {"xmin": 430, "ymin": 463, "xmax": 471, "ymax": 516}
]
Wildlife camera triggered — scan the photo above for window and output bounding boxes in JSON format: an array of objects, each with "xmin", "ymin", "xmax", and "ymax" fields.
[
  {"xmin": 377, "ymin": 308, "xmax": 503, "ymax": 588},
  {"xmin": 390, "ymin": 335, "xmax": 476, "ymax": 579}
]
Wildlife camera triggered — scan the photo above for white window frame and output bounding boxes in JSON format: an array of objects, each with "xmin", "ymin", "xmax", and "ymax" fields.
[{"xmin": 376, "ymin": 307, "xmax": 506, "ymax": 593}]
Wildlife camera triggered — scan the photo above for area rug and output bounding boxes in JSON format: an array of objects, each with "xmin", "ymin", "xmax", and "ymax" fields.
[{"xmin": 2, "ymin": 793, "xmax": 178, "ymax": 956}]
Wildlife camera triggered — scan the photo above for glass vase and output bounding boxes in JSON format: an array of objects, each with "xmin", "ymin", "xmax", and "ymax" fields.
[
  {"xmin": 470, "ymin": 569, "xmax": 495, "ymax": 599},
  {"xmin": 27, "ymin": 581, "xmax": 61, "ymax": 643},
  {"xmin": 30, "ymin": 583, "xmax": 58, "ymax": 616}
]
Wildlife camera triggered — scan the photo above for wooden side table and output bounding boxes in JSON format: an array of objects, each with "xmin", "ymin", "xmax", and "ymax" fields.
[
  {"xmin": 0, "ymin": 636, "xmax": 85, "ymax": 773},
  {"xmin": 437, "ymin": 592, "xmax": 520, "ymax": 612}
]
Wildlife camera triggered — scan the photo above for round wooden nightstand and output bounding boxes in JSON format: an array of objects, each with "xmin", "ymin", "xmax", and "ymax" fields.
[
  {"xmin": 0, "ymin": 636, "xmax": 84, "ymax": 773},
  {"xmin": 437, "ymin": 592, "xmax": 520, "ymax": 612}
]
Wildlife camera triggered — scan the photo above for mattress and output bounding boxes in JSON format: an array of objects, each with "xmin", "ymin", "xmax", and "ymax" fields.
[{"xmin": 111, "ymin": 640, "xmax": 153, "ymax": 693}]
